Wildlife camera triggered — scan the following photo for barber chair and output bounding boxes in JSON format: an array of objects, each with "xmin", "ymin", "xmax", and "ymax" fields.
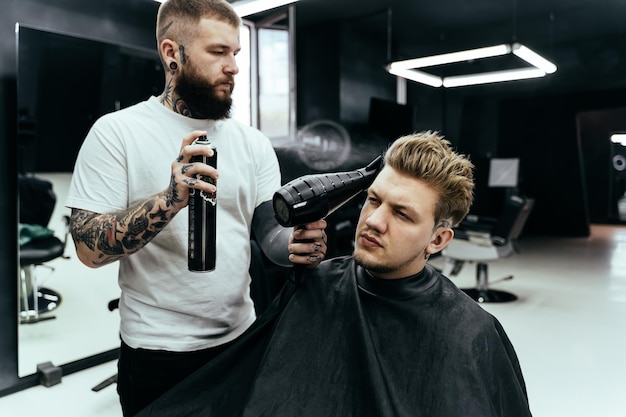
[
  {"xmin": 442, "ymin": 195, "xmax": 534, "ymax": 303},
  {"xmin": 19, "ymin": 174, "xmax": 70, "ymax": 324}
]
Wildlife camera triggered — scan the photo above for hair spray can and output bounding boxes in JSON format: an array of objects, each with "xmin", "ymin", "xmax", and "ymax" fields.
[{"xmin": 188, "ymin": 136, "xmax": 217, "ymax": 272}]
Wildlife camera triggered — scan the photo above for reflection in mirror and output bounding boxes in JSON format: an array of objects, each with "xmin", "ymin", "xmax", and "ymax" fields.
[{"xmin": 16, "ymin": 24, "xmax": 162, "ymax": 377}]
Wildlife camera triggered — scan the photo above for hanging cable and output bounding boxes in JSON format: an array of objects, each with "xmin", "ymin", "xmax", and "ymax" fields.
[
  {"xmin": 512, "ymin": 0, "xmax": 518, "ymax": 42},
  {"xmin": 386, "ymin": 6, "xmax": 392, "ymax": 63}
]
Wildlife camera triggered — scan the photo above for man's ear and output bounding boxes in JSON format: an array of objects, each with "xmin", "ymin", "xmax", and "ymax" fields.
[
  {"xmin": 159, "ymin": 39, "xmax": 178, "ymax": 63},
  {"xmin": 426, "ymin": 226, "xmax": 454, "ymax": 256}
]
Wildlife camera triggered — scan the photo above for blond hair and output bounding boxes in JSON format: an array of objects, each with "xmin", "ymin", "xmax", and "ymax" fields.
[{"xmin": 384, "ymin": 131, "xmax": 475, "ymax": 226}]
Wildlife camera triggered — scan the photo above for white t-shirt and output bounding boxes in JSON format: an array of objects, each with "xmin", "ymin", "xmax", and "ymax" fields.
[{"xmin": 65, "ymin": 96, "xmax": 281, "ymax": 352}]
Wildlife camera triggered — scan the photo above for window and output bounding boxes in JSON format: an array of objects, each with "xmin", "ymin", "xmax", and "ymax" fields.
[
  {"xmin": 258, "ymin": 27, "xmax": 290, "ymax": 139},
  {"xmin": 231, "ymin": 10, "xmax": 294, "ymax": 143}
]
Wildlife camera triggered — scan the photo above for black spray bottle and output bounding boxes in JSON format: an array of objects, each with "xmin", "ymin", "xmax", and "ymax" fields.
[{"xmin": 188, "ymin": 135, "xmax": 217, "ymax": 272}]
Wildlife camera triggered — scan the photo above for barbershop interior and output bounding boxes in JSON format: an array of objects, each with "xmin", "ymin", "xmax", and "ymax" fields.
[{"xmin": 1, "ymin": 0, "xmax": 626, "ymax": 415}]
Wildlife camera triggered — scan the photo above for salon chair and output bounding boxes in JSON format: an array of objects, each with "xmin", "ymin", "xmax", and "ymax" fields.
[
  {"xmin": 442, "ymin": 194, "xmax": 534, "ymax": 303},
  {"xmin": 19, "ymin": 174, "xmax": 70, "ymax": 324}
]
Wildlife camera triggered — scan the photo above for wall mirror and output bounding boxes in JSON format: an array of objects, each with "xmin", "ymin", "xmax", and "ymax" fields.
[{"xmin": 16, "ymin": 23, "xmax": 163, "ymax": 378}]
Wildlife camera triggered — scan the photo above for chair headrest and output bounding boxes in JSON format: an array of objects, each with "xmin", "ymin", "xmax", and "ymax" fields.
[
  {"xmin": 19, "ymin": 174, "xmax": 57, "ymax": 227},
  {"xmin": 491, "ymin": 195, "xmax": 535, "ymax": 245}
]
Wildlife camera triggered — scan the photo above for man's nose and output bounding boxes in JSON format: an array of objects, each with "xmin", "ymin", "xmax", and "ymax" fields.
[
  {"xmin": 365, "ymin": 207, "xmax": 387, "ymax": 233},
  {"xmin": 224, "ymin": 55, "xmax": 239, "ymax": 75}
]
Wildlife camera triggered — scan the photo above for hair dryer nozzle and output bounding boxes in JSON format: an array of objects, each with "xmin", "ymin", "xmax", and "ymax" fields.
[{"xmin": 273, "ymin": 155, "xmax": 384, "ymax": 227}]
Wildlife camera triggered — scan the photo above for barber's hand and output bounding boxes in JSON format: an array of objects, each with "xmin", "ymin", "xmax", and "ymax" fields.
[
  {"xmin": 288, "ymin": 220, "xmax": 328, "ymax": 267},
  {"xmin": 168, "ymin": 130, "xmax": 219, "ymax": 207}
]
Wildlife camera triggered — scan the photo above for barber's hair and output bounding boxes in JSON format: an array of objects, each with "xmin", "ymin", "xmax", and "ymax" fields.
[
  {"xmin": 156, "ymin": 0, "xmax": 240, "ymax": 47},
  {"xmin": 384, "ymin": 131, "xmax": 475, "ymax": 227}
]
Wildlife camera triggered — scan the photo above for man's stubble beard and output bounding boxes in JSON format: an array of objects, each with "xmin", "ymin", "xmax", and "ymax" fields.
[
  {"xmin": 175, "ymin": 66, "xmax": 233, "ymax": 120},
  {"xmin": 353, "ymin": 251, "xmax": 395, "ymax": 275},
  {"xmin": 353, "ymin": 237, "xmax": 424, "ymax": 276}
]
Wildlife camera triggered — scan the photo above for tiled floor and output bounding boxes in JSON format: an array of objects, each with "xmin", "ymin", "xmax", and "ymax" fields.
[{"xmin": 3, "ymin": 175, "xmax": 625, "ymax": 416}]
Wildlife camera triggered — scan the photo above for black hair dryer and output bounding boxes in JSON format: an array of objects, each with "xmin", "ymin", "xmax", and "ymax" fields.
[{"xmin": 273, "ymin": 155, "xmax": 384, "ymax": 227}]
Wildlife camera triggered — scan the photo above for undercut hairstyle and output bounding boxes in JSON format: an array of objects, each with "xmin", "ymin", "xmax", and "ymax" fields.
[
  {"xmin": 156, "ymin": 0, "xmax": 241, "ymax": 55},
  {"xmin": 384, "ymin": 131, "xmax": 475, "ymax": 227}
]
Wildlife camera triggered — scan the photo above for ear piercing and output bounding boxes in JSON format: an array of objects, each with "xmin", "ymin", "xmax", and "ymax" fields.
[{"xmin": 169, "ymin": 61, "xmax": 178, "ymax": 71}]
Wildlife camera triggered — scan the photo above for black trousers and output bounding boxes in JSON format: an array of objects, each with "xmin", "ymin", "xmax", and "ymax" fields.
[{"xmin": 117, "ymin": 340, "xmax": 231, "ymax": 416}]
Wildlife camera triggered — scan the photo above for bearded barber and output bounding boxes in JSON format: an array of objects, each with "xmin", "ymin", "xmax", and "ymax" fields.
[{"xmin": 64, "ymin": 1, "xmax": 327, "ymax": 415}]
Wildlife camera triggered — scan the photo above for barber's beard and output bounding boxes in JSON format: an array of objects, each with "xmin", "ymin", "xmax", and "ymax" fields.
[{"xmin": 174, "ymin": 69, "xmax": 233, "ymax": 120}]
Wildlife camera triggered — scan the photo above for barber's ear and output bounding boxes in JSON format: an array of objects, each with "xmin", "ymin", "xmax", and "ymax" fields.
[
  {"xmin": 160, "ymin": 39, "xmax": 178, "ymax": 62},
  {"xmin": 427, "ymin": 227, "xmax": 454, "ymax": 256}
]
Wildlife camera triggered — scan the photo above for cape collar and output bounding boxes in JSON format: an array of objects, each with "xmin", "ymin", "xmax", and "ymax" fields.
[{"xmin": 356, "ymin": 263, "xmax": 439, "ymax": 300}]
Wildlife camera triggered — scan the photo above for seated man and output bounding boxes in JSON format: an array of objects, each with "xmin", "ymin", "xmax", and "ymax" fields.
[{"xmin": 138, "ymin": 131, "xmax": 532, "ymax": 417}]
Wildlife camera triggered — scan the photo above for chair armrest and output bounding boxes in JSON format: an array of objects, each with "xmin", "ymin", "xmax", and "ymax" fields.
[{"xmin": 467, "ymin": 231, "xmax": 494, "ymax": 247}]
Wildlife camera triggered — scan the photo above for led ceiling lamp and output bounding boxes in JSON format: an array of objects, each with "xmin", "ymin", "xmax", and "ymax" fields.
[
  {"xmin": 229, "ymin": 0, "xmax": 299, "ymax": 17},
  {"xmin": 387, "ymin": 42, "xmax": 557, "ymax": 88},
  {"xmin": 611, "ymin": 134, "xmax": 626, "ymax": 146},
  {"xmin": 152, "ymin": 0, "xmax": 299, "ymax": 17}
]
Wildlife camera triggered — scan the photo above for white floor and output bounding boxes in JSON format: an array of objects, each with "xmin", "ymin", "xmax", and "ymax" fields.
[
  {"xmin": 17, "ymin": 173, "xmax": 121, "ymax": 377},
  {"xmin": 3, "ymin": 182, "xmax": 626, "ymax": 417}
]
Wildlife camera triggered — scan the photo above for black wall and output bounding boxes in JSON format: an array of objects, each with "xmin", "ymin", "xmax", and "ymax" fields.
[
  {"xmin": 499, "ymin": 91, "xmax": 626, "ymax": 236},
  {"xmin": 295, "ymin": 22, "xmax": 626, "ymax": 237},
  {"xmin": 578, "ymin": 107, "xmax": 626, "ymax": 224}
]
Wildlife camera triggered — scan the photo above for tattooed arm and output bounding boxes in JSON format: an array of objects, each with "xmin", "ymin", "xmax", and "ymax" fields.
[
  {"xmin": 70, "ymin": 130, "xmax": 216, "ymax": 268},
  {"xmin": 70, "ymin": 193, "xmax": 182, "ymax": 267}
]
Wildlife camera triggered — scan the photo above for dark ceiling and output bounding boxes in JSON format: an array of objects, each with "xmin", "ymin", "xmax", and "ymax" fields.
[
  {"xmin": 294, "ymin": 0, "xmax": 626, "ymax": 53},
  {"xmin": 101, "ymin": 0, "xmax": 626, "ymax": 75},
  {"xmin": 288, "ymin": 0, "xmax": 626, "ymax": 90},
  {"xmin": 68, "ymin": 0, "xmax": 626, "ymax": 91}
]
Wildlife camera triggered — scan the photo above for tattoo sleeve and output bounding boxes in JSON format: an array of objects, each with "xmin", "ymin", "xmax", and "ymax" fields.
[{"xmin": 70, "ymin": 192, "xmax": 181, "ymax": 267}]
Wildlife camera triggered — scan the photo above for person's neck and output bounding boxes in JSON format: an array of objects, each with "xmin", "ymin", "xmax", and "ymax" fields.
[
  {"xmin": 158, "ymin": 89, "xmax": 176, "ymax": 111},
  {"xmin": 356, "ymin": 264, "xmax": 436, "ymax": 300},
  {"xmin": 365, "ymin": 259, "xmax": 427, "ymax": 280},
  {"xmin": 158, "ymin": 89, "xmax": 197, "ymax": 119},
  {"xmin": 366, "ymin": 267, "xmax": 425, "ymax": 281}
]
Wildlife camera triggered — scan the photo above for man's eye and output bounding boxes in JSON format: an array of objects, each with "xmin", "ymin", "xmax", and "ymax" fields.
[{"xmin": 395, "ymin": 210, "xmax": 411, "ymax": 221}]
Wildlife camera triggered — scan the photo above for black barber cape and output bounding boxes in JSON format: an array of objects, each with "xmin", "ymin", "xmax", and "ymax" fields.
[{"xmin": 138, "ymin": 257, "xmax": 532, "ymax": 417}]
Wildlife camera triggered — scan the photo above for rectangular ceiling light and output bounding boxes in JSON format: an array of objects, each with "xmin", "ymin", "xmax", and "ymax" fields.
[
  {"xmin": 611, "ymin": 134, "xmax": 626, "ymax": 146},
  {"xmin": 152, "ymin": 0, "xmax": 299, "ymax": 17},
  {"xmin": 387, "ymin": 42, "xmax": 557, "ymax": 88},
  {"xmin": 230, "ymin": 0, "xmax": 299, "ymax": 17},
  {"xmin": 387, "ymin": 67, "xmax": 444, "ymax": 88}
]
